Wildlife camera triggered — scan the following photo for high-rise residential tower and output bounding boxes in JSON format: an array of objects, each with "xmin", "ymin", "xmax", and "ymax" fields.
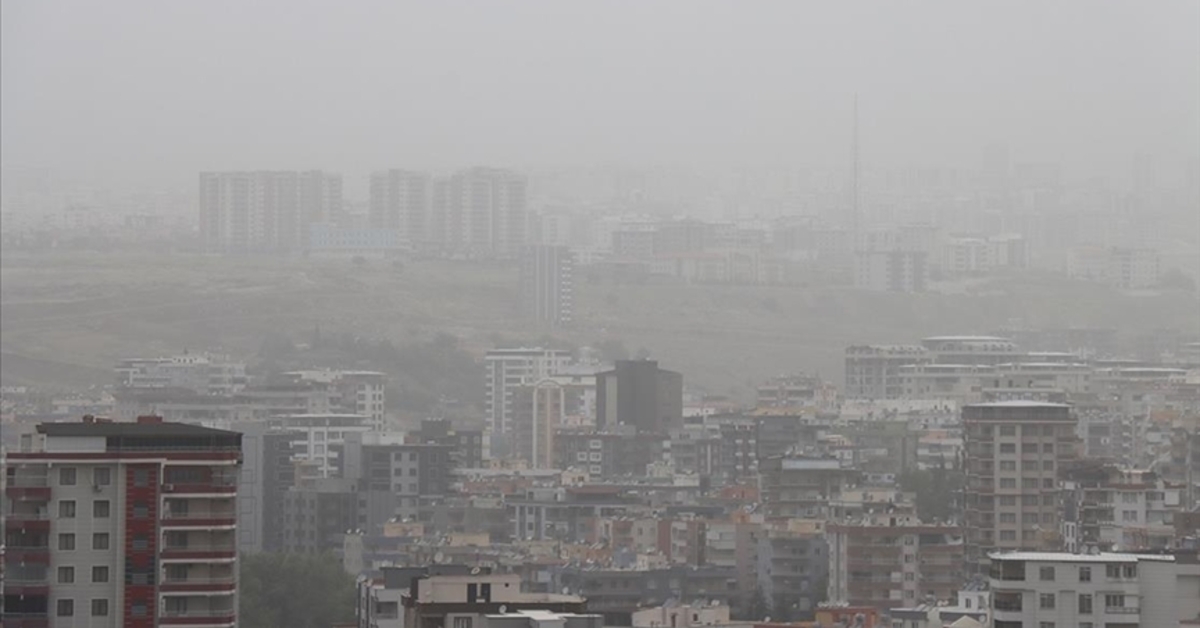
[
  {"xmin": 962, "ymin": 401, "xmax": 1078, "ymax": 572},
  {"xmin": 3, "ymin": 415, "xmax": 242, "ymax": 628},
  {"xmin": 368, "ymin": 169, "xmax": 431, "ymax": 249},
  {"xmin": 519, "ymin": 244, "xmax": 574, "ymax": 328},
  {"xmin": 198, "ymin": 170, "xmax": 342, "ymax": 254}
]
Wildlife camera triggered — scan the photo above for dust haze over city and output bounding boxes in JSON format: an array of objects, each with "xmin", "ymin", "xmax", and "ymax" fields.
[{"xmin": 2, "ymin": 2, "xmax": 1200, "ymax": 628}]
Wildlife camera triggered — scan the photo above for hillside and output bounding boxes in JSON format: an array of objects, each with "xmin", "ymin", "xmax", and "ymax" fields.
[{"xmin": 2, "ymin": 250, "xmax": 1197, "ymax": 402}]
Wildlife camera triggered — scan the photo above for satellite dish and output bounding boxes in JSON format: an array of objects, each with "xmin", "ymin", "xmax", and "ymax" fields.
[
  {"xmin": 471, "ymin": 566, "xmax": 481, "ymax": 575},
  {"xmin": 434, "ymin": 551, "xmax": 445, "ymax": 564},
  {"xmin": 562, "ymin": 586, "xmax": 570, "ymax": 595},
  {"xmin": 499, "ymin": 605, "xmax": 507, "ymax": 614}
]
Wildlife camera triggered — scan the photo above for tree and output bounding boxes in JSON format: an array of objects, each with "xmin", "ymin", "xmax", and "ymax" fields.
[
  {"xmin": 899, "ymin": 460, "xmax": 964, "ymax": 523},
  {"xmin": 239, "ymin": 553, "xmax": 356, "ymax": 628}
]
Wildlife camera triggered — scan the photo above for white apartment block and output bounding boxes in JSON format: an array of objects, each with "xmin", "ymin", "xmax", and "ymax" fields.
[
  {"xmin": 286, "ymin": 370, "xmax": 386, "ymax": 431},
  {"xmin": 274, "ymin": 413, "xmax": 373, "ymax": 478},
  {"xmin": 484, "ymin": 348, "xmax": 573, "ymax": 437},
  {"xmin": 198, "ymin": 170, "xmax": 342, "ymax": 254},
  {"xmin": 989, "ymin": 551, "xmax": 1200, "ymax": 628},
  {"xmin": 115, "ymin": 354, "xmax": 247, "ymax": 395},
  {"xmin": 1067, "ymin": 246, "xmax": 1161, "ymax": 289}
]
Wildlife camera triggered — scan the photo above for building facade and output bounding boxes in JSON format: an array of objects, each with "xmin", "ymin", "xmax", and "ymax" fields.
[
  {"xmin": 520, "ymin": 244, "xmax": 574, "ymax": 328},
  {"xmin": 3, "ymin": 416, "xmax": 242, "ymax": 628},
  {"xmin": 963, "ymin": 401, "xmax": 1078, "ymax": 571},
  {"xmin": 199, "ymin": 170, "xmax": 342, "ymax": 254}
]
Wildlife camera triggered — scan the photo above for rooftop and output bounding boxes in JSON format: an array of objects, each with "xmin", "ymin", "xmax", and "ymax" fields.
[
  {"xmin": 965, "ymin": 400, "xmax": 1071, "ymax": 408},
  {"xmin": 988, "ymin": 551, "xmax": 1174, "ymax": 563},
  {"xmin": 39, "ymin": 420, "xmax": 239, "ymax": 438}
]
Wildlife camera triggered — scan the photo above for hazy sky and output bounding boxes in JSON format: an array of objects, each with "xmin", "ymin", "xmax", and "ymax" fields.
[{"xmin": 2, "ymin": 1, "xmax": 1198, "ymax": 191}]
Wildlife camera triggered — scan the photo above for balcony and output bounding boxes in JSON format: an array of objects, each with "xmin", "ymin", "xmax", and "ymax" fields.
[
  {"xmin": 5, "ymin": 476, "xmax": 51, "ymax": 501},
  {"xmin": 161, "ymin": 511, "xmax": 237, "ymax": 529},
  {"xmin": 1, "ymin": 615, "xmax": 50, "ymax": 628},
  {"xmin": 162, "ymin": 480, "xmax": 238, "ymax": 496},
  {"xmin": 159, "ymin": 609, "xmax": 237, "ymax": 626},
  {"xmin": 160, "ymin": 575, "xmax": 237, "ymax": 593},
  {"xmin": 161, "ymin": 544, "xmax": 238, "ymax": 561},
  {"xmin": 4, "ymin": 511, "xmax": 51, "ymax": 532}
]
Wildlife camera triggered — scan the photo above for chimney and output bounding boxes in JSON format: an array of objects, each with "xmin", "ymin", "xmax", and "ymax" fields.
[
  {"xmin": 82, "ymin": 414, "xmax": 96, "ymax": 423},
  {"xmin": 136, "ymin": 415, "xmax": 164, "ymax": 425}
]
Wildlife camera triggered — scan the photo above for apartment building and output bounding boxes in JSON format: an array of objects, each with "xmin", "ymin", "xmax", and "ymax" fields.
[
  {"xmin": 595, "ymin": 360, "xmax": 684, "ymax": 434},
  {"xmin": 510, "ymin": 376, "xmax": 594, "ymax": 468},
  {"xmin": 827, "ymin": 515, "xmax": 965, "ymax": 612},
  {"xmin": 369, "ymin": 169, "xmax": 431, "ymax": 248},
  {"xmin": 285, "ymin": 370, "xmax": 387, "ymax": 431},
  {"xmin": 854, "ymin": 250, "xmax": 929, "ymax": 293},
  {"xmin": 520, "ymin": 244, "xmax": 574, "ymax": 328},
  {"xmin": 198, "ymin": 170, "xmax": 342, "ymax": 254},
  {"xmin": 2, "ymin": 415, "xmax": 241, "ymax": 628},
  {"xmin": 963, "ymin": 402, "xmax": 1078, "ymax": 571},
  {"xmin": 844, "ymin": 345, "xmax": 929, "ymax": 399},
  {"xmin": 758, "ymin": 456, "xmax": 857, "ymax": 520},
  {"xmin": 115, "ymin": 354, "xmax": 247, "ymax": 395},
  {"xmin": 989, "ymin": 550, "xmax": 1200, "ymax": 628},
  {"xmin": 484, "ymin": 349, "xmax": 573, "ymax": 445},
  {"xmin": 1060, "ymin": 463, "xmax": 1185, "ymax": 552}
]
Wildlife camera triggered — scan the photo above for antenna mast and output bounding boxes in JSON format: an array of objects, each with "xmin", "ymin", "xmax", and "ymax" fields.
[{"xmin": 852, "ymin": 94, "xmax": 860, "ymax": 248}]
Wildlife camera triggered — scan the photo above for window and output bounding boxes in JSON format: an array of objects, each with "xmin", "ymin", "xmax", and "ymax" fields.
[
  {"xmin": 57, "ymin": 599, "xmax": 74, "ymax": 617},
  {"xmin": 132, "ymin": 534, "xmax": 149, "ymax": 551},
  {"xmin": 1044, "ymin": 425, "xmax": 1057, "ymax": 436},
  {"xmin": 1042, "ymin": 460, "xmax": 1055, "ymax": 471},
  {"xmin": 1000, "ymin": 495, "xmax": 1016, "ymax": 506},
  {"xmin": 1122, "ymin": 510, "xmax": 1138, "ymax": 522},
  {"xmin": 453, "ymin": 618, "xmax": 474, "ymax": 628},
  {"xmin": 1104, "ymin": 593, "xmax": 1125, "ymax": 610},
  {"xmin": 59, "ymin": 533, "xmax": 76, "ymax": 550},
  {"xmin": 1038, "ymin": 623, "xmax": 1055, "ymax": 628},
  {"xmin": 93, "ymin": 467, "xmax": 111, "ymax": 486},
  {"xmin": 1078, "ymin": 593, "xmax": 1092, "ymax": 614},
  {"xmin": 93, "ymin": 500, "xmax": 110, "ymax": 518},
  {"xmin": 1122, "ymin": 564, "xmax": 1136, "ymax": 578},
  {"xmin": 1042, "ymin": 442, "xmax": 1054, "ymax": 453},
  {"xmin": 1023, "ymin": 478, "xmax": 1038, "ymax": 489},
  {"xmin": 1000, "ymin": 460, "xmax": 1016, "ymax": 471},
  {"xmin": 1106, "ymin": 564, "xmax": 1122, "ymax": 578},
  {"xmin": 1023, "ymin": 460, "xmax": 1039, "ymax": 471},
  {"xmin": 132, "ymin": 603, "xmax": 147, "ymax": 617},
  {"xmin": 92, "ymin": 566, "xmax": 109, "ymax": 583},
  {"xmin": 166, "ymin": 564, "xmax": 188, "ymax": 581},
  {"xmin": 1078, "ymin": 566, "xmax": 1091, "ymax": 582},
  {"xmin": 1079, "ymin": 623, "xmax": 1093, "ymax": 628},
  {"xmin": 1039, "ymin": 593, "xmax": 1055, "ymax": 610},
  {"xmin": 93, "ymin": 533, "xmax": 110, "ymax": 550},
  {"xmin": 1121, "ymin": 492, "xmax": 1138, "ymax": 503},
  {"xmin": 408, "ymin": 467, "xmax": 417, "ymax": 476},
  {"xmin": 59, "ymin": 467, "xmax": 77, "ymax": 485},
  {"xmin": 1000, "ymin": 512, "xmax": 1016, "ymax": 524},
  {"xmin": 134, "ymin": 469, "xmax": 149, "ymax": 487},
  {"xmin": 1023, "ymin": 512, "xmax": 1040, "ymax": 524},
  {"xmin": 133, "ymin": 502, "xmax": 149, "ymax": 518},
  {"xmin": 1000, "ymin": 425, "xmax": 1016, "ymax": 436},
  {"xmin": 1043, "ymin": 478, "xmax": 1055, "ymax": 488},
  {"xmin": 1039, "ymin": 566, "xmax": 1055, "ymax": 581},
  {"xmin": 904, "ymin": 572, "xmax": 914, "ymax": 581},
  {"xmin": 1000, "ymin": 478, "xmax": 1017, "ymax": 489},
  {"xmin": 91, "ymin": 599, "xmax": 109, "ymax": 617},
  {"xmin": 1000, "ymin": 443, "xmax": 1016, "ymax": 454},
  {"xmin": 58, "ymin": 566, "xmax": 75, "ymax": 583},
  {"xmin": 1023, "ymin": 494, "xmax": 1039, "ymax": 506},
  {"xmin": 59, "ymin": 500, "xmax": 76, "ymax": 518},
  {"xmin": 1043, "ymin": 494, "xmax": 1056, "ymax": 505},
  {"xmin": 1000, "ymin": 530, "xmax": 1016, "ymax": 541}
]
